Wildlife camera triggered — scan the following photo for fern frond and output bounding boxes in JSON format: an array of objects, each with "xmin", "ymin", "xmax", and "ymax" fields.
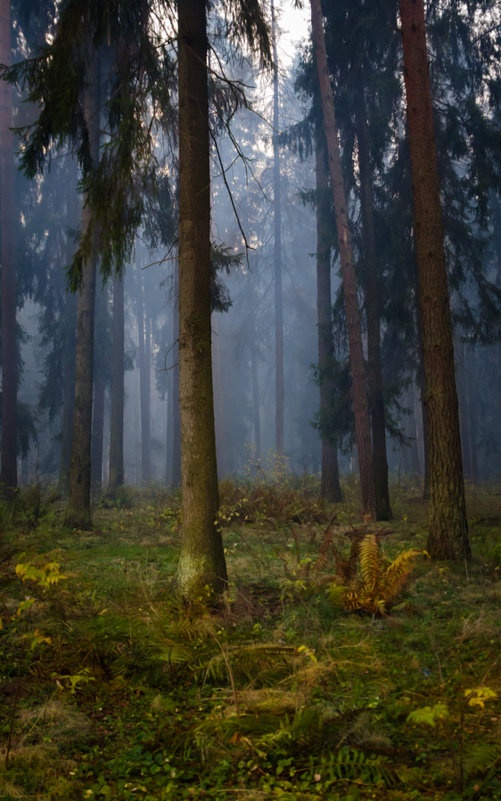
[
  {"xmin": 204, "ymin": 643, "xmax": 296, "ymax": 686},
  {"xmin": 463, "ymin": 742, "xmax": 501, "ymax": 778},
  {"xmin": 359, "ymin": 534, "xmax": 381, "ymax": 589},
  {"xmin": 382, "ymin": 549, "xmax": 423, "ymax": 603}
]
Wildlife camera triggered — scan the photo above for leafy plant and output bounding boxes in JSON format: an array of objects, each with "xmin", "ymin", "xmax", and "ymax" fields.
[{"xmin": 330, "ymin": 533, "xmax": 425, "ymax": 615}]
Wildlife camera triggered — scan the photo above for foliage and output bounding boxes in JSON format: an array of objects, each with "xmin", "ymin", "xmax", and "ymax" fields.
[
  {"xmin": 0, "ymin": 481, "xmax": 500, "ymax": 799},
  {"xmin": 322, "ymin": 532, "xmax": 426, "ymax": 615}
]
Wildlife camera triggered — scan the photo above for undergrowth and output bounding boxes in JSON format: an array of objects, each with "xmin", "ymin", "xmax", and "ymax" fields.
[{"xmin": 0, "ymin": 476, "xmax": 500, "ymax": 800}]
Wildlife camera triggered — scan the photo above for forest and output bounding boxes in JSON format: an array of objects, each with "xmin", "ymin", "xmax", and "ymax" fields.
[{"xmin": 0, "ymin": 0, "xmax": 500, "ymax": 799}]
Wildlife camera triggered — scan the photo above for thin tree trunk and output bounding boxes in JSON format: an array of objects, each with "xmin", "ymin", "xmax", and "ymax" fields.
[
  {"xmin": 91, "ymin": 366, "xmax": 105, "ymax": 490},
  {"xmin": 315, "ymin": 129, "xmax": 342, "ymax": 502},
  {"xmin": 168, "ymin": 261, "xmax": 181, "ymax": 489},
  {"xmin": 108, "ymin": 271, "xmax": 124, "ymax": 493},
  {"xmin": 176, "ymin": 0, "xmax": 227, "ymax": 597},
  {"xmin": 456, "ymin": 339, "xmax": 473, "ymax": 482},
  {"xmin": 58, "ymin": 296, "xmax": 77, "ymax": 494},
  {"xmin": 0, "ymin": 0, "xmax": 17, "ymax": 492},
  {"xmin": 271, "ymin": 0, "xmax": 284, "ymax": 456},
  {"xmin": 212, "ymin": 316, "xmax": 229, "ymax": 477},
  {"xmin": 250, "ymin": 335, "xmax": 261, "ymax": 461},
  {"xmin": 355, "ymin": 98, "xmax": 391, "ymax": 520},
  {"xmin": 400, "ymin": 0, "xmax": 470, "ymax": 560},
  {"xmin": 136, "ymin": 272, "xmax": 152, "ymax": 483},
  {"xmin": 310, "ymin": 0, "xmax": 375, "ymax": 519},
  {"xmin": 64, "ymin": 62, "xmax": 100, "ymax": 530}
]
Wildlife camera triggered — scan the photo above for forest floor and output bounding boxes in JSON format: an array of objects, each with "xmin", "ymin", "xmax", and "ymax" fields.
[{"xmin": 0, "ymin": 474, "xmax": 500, "ymax": 801}]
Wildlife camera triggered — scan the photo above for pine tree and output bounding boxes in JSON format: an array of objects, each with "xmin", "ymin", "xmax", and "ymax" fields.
[
  {"xmin": 310, "ymin": 0, "xmax": 376, "ymax": 520},
  {"xmin": 0, "ymin": 0, "xmax": 17, "ymax": 492},
  {"xmin": 399, "ymin": 0, "xmax": 470, "ymax": 560}
]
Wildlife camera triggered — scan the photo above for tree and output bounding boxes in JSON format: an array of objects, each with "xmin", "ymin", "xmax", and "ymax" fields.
[
  {"xmin": 64, "ymin": 59, "xmax": 100, "ymax": 529},
  {"xmin": 315, "ymin": 128, "xmax": 342, "ymax": 502},
  {"xmin": 309, "ymin": 0, "xmax": 376, "ymax": 519},
  {"xmin": 355, "ymin": 96, "xmax": 392, "ymax": 520},
  {"xmin": 399, "ymin": 0, "xmax": 470, "ymax": 560},
  {"xmin": 0, "ymin": 0, "xmax": 17, "ymax": 492},
  {"xmin": 135, "ymin": 270, "xmax": 152, "ymax": 483},
  {"xmin": 108, "ymin": 271, "xmax": 125, "ymax": 494},
  {"xmin": 175, "ymin": 0, "xmax": 228, "ymax": 597},
  {"xmin": 271, "ymin": 0, "xmax": 284, "ymax": 457}
]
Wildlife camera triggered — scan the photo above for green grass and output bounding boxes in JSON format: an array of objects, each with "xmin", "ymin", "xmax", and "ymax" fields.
[{"xmin": 0, "ymin": 477, "xmax": 500, "ymax": 800}]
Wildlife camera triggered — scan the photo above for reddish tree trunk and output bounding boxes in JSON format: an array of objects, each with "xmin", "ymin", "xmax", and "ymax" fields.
[
  {"xmin": 310, "ymin": 0, "xmax": 375, "ymax": 519},
  {"xmin": 176, "ymin": 0, "xmax": 227, "ymax": 596},
  {"xmin": 315, "ymin": 130, "xmax": 342, "ymax": 502},
  {"xmin": 400, "ymin": 0, "xmax": 470, "ymax": 559}
]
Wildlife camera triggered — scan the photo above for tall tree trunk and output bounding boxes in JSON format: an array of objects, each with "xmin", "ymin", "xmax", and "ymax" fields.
[
  {"xmin": 212, "ymin": 316, "xmax": 229, "ymax": 477},
  {"xmin": 0, "ymin": 0, "xmax": 17, "ymax": 492},
  {"xmin": 355, "ymin": 98, "xmax": 392, "ymax": 520},
  {"xmin": 91, "ymin": 366, "xmax": 105, "ymax": 490},
  {"xmin": 310, "ymin": 0, "xmax": 376, "ymax": 519},
  {"xmin": 91, "ymin": 282, "xmax": 108, "ymax": 491},
  {"xmin": 167, "ymin": 260, "xmax": 181, "ymax": 489},
  {"xmin": 399, "ymin": 0, "xmax": 470, "ymax": 560},
  {"xmin": 108, "ymin": 271, "xmax": 125, "ymax": 493},
  {"xmin": 250, "ymin": 335, "xmax": 261, "ymax": 461},
  {"xmin": 64, "ymin": 62, "xmax": 100, "ymax": 530},
  {"xmin": 456, "ymin": 339, "xmax": 473, "ymax": 482},
  {"xmin": 58, "ymin": 294, "xmax": 77, "ymax": 494},
  {"xmin": 271, "ymin": 0, "xmax": 284, "ymax": 456},
  {"xmin": 176, "ymin": 0, "xmax": 227, "ymax": 597},
  {"xmin": 315, "ymin": 129, "xmax": 342, "ymax": 502},
  {"xmin": 136, "ymin": 272, "xmax": 152, "ymax": 483}
]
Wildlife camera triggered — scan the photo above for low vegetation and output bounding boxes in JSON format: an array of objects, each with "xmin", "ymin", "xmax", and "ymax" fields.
[{"xmin": 0, "ymin": 476, "xmax": 500, "ymax": 800}]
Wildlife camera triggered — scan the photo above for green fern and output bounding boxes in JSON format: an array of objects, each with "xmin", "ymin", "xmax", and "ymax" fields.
[
  {"xmin": 322, "ymin": 745, "xmax": 400, "ymax": 787},
  {"xmin": 463, "ymin": 742, "xmax": 501, "ymax": 778}
]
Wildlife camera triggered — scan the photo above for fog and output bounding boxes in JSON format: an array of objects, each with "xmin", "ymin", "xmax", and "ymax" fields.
[{"xmin": 3, "ymin": 0, "xmax": 501, "ymax": 495}]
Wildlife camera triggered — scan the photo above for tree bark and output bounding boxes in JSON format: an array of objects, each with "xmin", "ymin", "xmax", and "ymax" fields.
[
  {"xmin": 64, "ymin": 61, "xmax": 100, "ymax": 530},
  {"xmin": 310, "ymin": 0, "xmax": 376, "ymax": 519},
  {"xmin": 250, "ymin": 334, "xmax": 261, "ymax": 461},
  {"xmin": 136, "ymin": 272, "xmax": 152, "ymax": 483},
  {"xmin": 399, "ymin": 0, "xmax": 470, "ymax": 560},
  {"xmin": 58, "ymin": 294, "xmax": 77, "ymax": 494},
  {"xmin": 315, "ymin": 129, "xmax": 342, "ymax": 502},
  {"xmin": 271, "ymin": 0, "xmax": 284, "ymax": 457},
  {"xmin": 0, "ymin": 0, "xmax": 17, "ymax": 492},
  {"xmin": 91, "ymin": 364, "xmax": 105, "ymax": 490},
  {"xmin": 108, "ymin": 270, "xmax": 125, "ymax": 493},
  {"xmin": 176, "ymin": 0, "xmax": 227, "ymax": 598},
  {"xmin": 167, "ymin": 259, "xmax": 181, "ymax": 489},
  {"xmin": 355, "ymin": 98, "xmax": 392, "ymax": 520}
]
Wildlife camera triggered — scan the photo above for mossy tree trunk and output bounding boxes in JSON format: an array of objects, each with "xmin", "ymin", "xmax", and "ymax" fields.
[
  {"xmin": 175, "ymin": 0, "xmax": 227, "ymax": 598},
  {"xmin": 310, "ymin": 0, "xmax": 376, "ymax": 520},
  {"xmin": 399, "ymin": 0, "xmax": 470, "ymax": 560}
]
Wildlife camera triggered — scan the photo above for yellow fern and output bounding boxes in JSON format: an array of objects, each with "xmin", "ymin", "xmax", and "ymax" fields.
[
  {"xmin": 359, "ymin": 534, "xmax": 381, "ymax": 590},
  {"xmin": 382, "ymin": 548, "xmax": 423, "ymax": 602},
  {"xmin": 336, "ymin": 535, "xmax": 425, "ymax": 615}
]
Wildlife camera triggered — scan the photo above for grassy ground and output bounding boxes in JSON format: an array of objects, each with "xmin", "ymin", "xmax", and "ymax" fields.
[{"xmin": 0, "ymin": 475, "xmax": 500, "ymax": 800}]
